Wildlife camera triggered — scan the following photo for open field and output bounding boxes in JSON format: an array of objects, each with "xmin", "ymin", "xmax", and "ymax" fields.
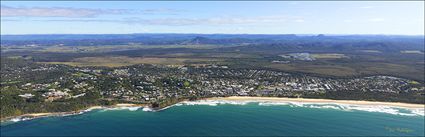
[
  {"xmin": 40, "ymin": 45, "xmax": 130, "ymax": 53},
  {"xmin": 311, "ymin": 53, "xmax": 348, "ymax": 59},
  {"xmin": 1, "ymin": 44, "xmax": 232, "ymax": 54},
  {"xmin": 401, "ymin": 50, "xmax": 424, "ymax": 54},
  {"xmin": 358, "ymin": 50, "xmax": 382, "ymax": 53},
  {"xmin": 6, "ymin": 56, "xmax": 32, "ymax": 60},
  {"xmin": 155, "ymin": 52, "xmax": 262, "ymax": 59},
  {"xmin": 39, "ymin": 56, "xmax": 221, "ymax": 67}
]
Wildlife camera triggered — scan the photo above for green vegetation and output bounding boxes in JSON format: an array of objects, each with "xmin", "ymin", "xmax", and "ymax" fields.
[
  {"xmin": 183, "ymin": 81, "xmax": 190, "ymax": 88},
  {"xmin": 1, "ymin": 34, "xmax": 424, "ymax": 120}
]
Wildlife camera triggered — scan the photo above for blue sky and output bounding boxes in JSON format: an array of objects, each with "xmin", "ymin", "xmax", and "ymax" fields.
[{"xmin": 1, "ymin": 1, "xmax": 424, "ymax": 35}]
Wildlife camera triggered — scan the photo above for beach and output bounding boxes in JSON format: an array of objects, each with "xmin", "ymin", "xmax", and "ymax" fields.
[
  {"xmin": 2, "ymin": 98, "xmax": 424, "ymax": 136},
  {"xmin": 2, "ymin": 97, "xmax": 424, "ymax": 123},
  {"xmin": 205, "ymin": 96, "xmax": 425, "ymax": 109}
]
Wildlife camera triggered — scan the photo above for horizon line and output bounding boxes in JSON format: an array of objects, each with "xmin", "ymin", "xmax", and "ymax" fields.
[{"xmin": 1, "ymin": 33, "xmax": 424, "ymax": 36}]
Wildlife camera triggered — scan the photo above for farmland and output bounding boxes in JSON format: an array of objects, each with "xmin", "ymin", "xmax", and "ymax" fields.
[
  {"xmin": 40, "ymin": 56, "xmax": 221, "ymax": 67},
  {"xmin": 2, "ymin": 34, "xmax": 424, "ymax": 81}
]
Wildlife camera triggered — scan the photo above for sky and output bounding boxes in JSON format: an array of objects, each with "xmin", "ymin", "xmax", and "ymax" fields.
[{"xmin": 1, "ymin": 1, "xmax": 424, "ymax": 35}]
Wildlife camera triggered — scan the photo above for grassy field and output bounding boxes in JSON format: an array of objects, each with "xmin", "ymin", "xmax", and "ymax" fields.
[
  {"xmin": 2, "ymin": 44, "xmax": 234, "ymax": 54},
  {"xmin": 36, "ymin": 44, "xmax": 232, "ymax": 53},
  {"xmin": 6, "ymin": 56, "xmax": 32, "ymax": 60},
  {"xmin": 400, "ymin": 50, "xmax": 424, "ymax": 54},
  {"xmin": 357, "ymin": 50, "xmax": 382, "ymax": 53},
  {"xmin": 39, "ymin": 56, "xmax": 221, "ymax": 67},
  {"xmin": 311, "ymin": 53, "xmax": 348, "ymax": 59},
  {"xmin": 155, "ymin": 52, "xmax": 262, "ymax": 59}
]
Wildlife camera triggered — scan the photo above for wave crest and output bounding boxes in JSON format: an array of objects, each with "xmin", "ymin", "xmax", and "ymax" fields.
[
  {"xmin": 178, "ymin": 100, "xmax": 424, "ymax": 117},
  {"xmin": 100, "ymin": 106, "xmax": 141, "ymax": 112},
  {"xmin": 179, "ymin": 100, "xmax": 251, "ymax": 106}
]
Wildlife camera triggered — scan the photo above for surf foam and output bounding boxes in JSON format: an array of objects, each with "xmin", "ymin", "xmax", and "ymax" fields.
[
  {"xmin": 179, "ymin": 100, "xmax": 424, "ymax": 117},
  {"xmin": 179, "ymin": 100, "xmax": 251, "ymax": 106}
]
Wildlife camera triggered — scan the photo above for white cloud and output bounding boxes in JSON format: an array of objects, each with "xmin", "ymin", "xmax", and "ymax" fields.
[
  {"xmin": 22, "ymin": 15, "xmax": 298, "ymax": 26},
  {"xmin": 139, "ymin": 8, "xmax": 183, "ymax": 15},
  {"xmin": 0, "ymin": 5, "xmax": 128, "ymax": 17},
  {"xmin": 0, "ymin": 5, "xmax": 181, "ymax": 18},
  {"xmin": 1, "ymin": 5, "xmax": 302, "ymax": 26}
]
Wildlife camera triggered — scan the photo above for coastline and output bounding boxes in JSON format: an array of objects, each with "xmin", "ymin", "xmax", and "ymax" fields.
[
  {"xmin": 205, "ymin": 96, "xmax": 425, "ymax": 109},
  {"xmin": 2, "ymin": 97, "xmax": 424, "ymax": 123},
  {"xmin": 1, "ymin": 103, "xmax": 146, "ymax": 123}
]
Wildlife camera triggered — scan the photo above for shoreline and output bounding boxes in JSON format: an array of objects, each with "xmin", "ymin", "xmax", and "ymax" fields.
[
  {"xmin": 204, "ymin": 96, "xmax": 425, "ymax": 109},
  {"xmin": 1, "ymin": 103, "xmax": 146, "ymax": 123},
  {"xmin": 2, "ymin": 97, "xmax": 424, "ymax": 123}
]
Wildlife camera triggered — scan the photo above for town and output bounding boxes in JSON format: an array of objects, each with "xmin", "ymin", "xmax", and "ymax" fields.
[{"xmin": 2, "ymin": 60, "xmax": 424, "ymax": 112}]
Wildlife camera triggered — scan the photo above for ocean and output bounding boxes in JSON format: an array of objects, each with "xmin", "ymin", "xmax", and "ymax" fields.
[{"xmin": 1, "ymin": 101, "xmax": 424, "ymax": 136}]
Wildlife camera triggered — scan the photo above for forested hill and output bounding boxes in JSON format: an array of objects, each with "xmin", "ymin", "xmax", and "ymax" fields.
[{"xmin": 2, "ymin": 34, "xmax": 424, "ymax": 51}]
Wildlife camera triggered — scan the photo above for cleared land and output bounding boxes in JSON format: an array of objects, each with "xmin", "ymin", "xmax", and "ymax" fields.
[
  {"xmin": 1, "ymin": 44, "xmax": 232, "ymax": 54},
  {"xmin": 358, "ymin": 50, "xmax": 382, "ymax": 53},
  {"xmin": 156, "ymin": 53, "xmax": 261, "ymax": 59},
  {"xmin": 401, "ymin": 50, "xmax": 424, "ymax": 54},
  {"xmin": 311, "ymin": 53, "xmax": 348, "ymax": 59},
  {"xmin": 37, "ymin": 45, "xmax": 229, "ymax": 53},
  {"xmin": 39, "ymin": 56, "xmax": 221, "ymax": 67}
]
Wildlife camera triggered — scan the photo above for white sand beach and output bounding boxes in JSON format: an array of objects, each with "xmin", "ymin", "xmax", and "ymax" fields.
[{"xmin": 206, "ymin": 96, "xmax": 424, "ymax": 109}]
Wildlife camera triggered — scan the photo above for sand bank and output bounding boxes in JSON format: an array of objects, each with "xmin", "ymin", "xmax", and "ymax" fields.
[{"xmin": 206, "ymin": 96, "xmax": 424, "ymax": 109}]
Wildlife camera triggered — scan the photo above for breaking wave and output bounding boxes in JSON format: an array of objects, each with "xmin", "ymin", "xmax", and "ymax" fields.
[
  {"xmin": 178, "ymin": 100, "xmax": 252, "ymax": 106},
  {"xmin": 259, "ymin": 102, "xmax": 424, "ymax": 116},
  {"xmin": 9, "ymin": 117, "xmax": 33, "ymax": 123},
  {"xmin": 142, "ymin": 107, "xmax": 153, "ymax": 112},
  {"xmin": 5, "ymin": 100, "xmax": 423, "ymax": 124},
  {"xmin": 176, "ymin": 100, "xmax": 424, "ymax": 117},
  {"xmin": 99, "ymin": 106, "xmax": 142, "ymax": 112}
]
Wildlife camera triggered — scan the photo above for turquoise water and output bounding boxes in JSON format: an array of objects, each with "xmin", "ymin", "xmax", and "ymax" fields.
[{"xmin": 1, "ymin": 103, "xmax": 424, "ymax": 136}]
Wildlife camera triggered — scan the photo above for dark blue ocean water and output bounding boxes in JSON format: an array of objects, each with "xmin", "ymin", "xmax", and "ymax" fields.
[{"xmin": 1, "ymin": 103, "xmax": 424, "ymax": 136}]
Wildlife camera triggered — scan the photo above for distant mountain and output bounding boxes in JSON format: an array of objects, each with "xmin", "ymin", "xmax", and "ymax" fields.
[
  {"xmin": 3, "ymin": 33, "xmax": 421, "ymax": 42},
  {"xmin": 1, "ymin": 34, "xmax": 423, "ymax": 51},
  {"xmin": 181, "ymin": 36, "xmax": 263, "ymax": 45},
  {"xmin": 182, "ymin": 37, "xmax": 212, "ymax": 45}
]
